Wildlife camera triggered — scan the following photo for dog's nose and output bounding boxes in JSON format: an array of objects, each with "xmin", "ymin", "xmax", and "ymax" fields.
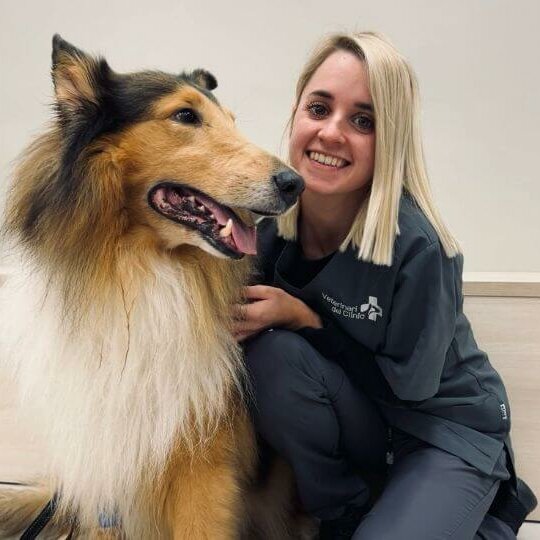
[{"xmin": 273, "ymin": 169, "xmax": 304, "ymax": 206}]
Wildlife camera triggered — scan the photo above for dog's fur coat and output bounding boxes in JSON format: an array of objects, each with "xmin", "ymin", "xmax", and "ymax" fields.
[{"xmin": 0, "ymin": 35, "xmax": 303, "ymax": 538}]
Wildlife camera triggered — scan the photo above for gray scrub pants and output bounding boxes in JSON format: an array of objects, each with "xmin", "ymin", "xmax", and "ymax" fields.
[{"xmin": 244, "ymin": 329, "xmax": 516, "ymax": 540}]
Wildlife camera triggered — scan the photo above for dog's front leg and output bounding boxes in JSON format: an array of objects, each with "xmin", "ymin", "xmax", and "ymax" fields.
[{"xmin": 164, "ymin": 422, "xmax": 251, "ymax": 540}]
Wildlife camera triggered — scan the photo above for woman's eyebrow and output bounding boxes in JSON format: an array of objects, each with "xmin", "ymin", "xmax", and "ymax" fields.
[{"xmin": 308, "ymin": 90, "xmax": 373, "ymax": 112}]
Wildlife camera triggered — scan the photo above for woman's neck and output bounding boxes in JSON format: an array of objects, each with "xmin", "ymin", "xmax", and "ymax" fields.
[{"xmin": 298, "ymin": 188, "xmax": 368, "ymax": 259}]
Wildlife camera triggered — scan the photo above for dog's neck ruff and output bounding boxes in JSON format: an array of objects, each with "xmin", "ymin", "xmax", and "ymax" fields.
[{"xmin": 1, "ymin": 253, "xmax": 243, "ymax": 532}]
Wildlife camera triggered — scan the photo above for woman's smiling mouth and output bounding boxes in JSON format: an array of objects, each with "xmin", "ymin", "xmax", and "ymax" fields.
[{"xmin": 306, "ymin": 150, "xmax": 350, "ymax": 169}]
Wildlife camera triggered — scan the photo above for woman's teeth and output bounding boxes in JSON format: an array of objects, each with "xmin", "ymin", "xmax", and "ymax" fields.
[{"xmin": 308, "ymin": 151, "xmax": 347, "ymax": 168}]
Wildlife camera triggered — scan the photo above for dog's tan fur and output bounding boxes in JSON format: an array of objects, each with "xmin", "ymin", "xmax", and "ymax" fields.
[{"xmin": 0, "ymin": 37, "xmax": 302, "ymax": 539}]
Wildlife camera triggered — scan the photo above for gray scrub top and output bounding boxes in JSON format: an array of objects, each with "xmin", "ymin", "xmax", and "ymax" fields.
[{"xmin": 256, "ymin": 193, "xmax": 511, "ymax": 479}]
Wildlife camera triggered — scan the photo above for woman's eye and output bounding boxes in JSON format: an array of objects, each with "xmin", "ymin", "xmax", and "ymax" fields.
[
  {"xmin": 352, "ymin": 114, "xmax": 374, "ymax": 132},
  {"xmin": 306, "ymin": 102, "xmax": 328, "ymax": 118},
  {"xmin": 172, "ymin": 108, "xmax": 201, "ymax": 125}
]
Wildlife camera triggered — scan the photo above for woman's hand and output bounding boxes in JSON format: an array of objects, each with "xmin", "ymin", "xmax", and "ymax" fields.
[{"xmin": 233, "ymin": 285, "xmax": 322, "ymax": 342}]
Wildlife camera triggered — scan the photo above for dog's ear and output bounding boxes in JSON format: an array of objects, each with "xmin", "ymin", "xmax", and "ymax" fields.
[
  {"xmin": 190, "ymin": 69, "xmax": 218, "ymax": 91},
  {"xmin": 51, "ymin": 34, "xmax": 112, "ymax": 118}
]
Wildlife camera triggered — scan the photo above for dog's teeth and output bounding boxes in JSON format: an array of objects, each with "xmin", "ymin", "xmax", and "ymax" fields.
[
  {"xmin": 188, "ymin": 196, "xmax": 196, "ymax": 204},
  {"xmin": 219, "ymin": 218, "xmax": 233, "ymax": 238},
  {"xmin": 197, "ymin": 205, "xmax": 206, "ymax": 212}
]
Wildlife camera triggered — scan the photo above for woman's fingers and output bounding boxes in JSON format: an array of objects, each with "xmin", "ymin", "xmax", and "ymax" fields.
[
  {"xmin": 232, "ymin": 303, "xmax": 247, "ymax": 321},
  {"xmin": 233, "ymin": 301, "xmax": 265, "ymax": 322},
  {"xmin": 233, "ymin": 301, "xmax": 262, "ymax": 321},
  {"xmin": 232, "ymin": 300, "xmax": 269, "ymax": 340},
  {"xmin": 231, "ymin": 287, "xmax": 278, "ymax": 343},
  {"xmin": 232, "ymin": 319, "xmax": 258, "ymax": 333},
  {"xmin": 243, "ymin": 285, "xmax": 274, "ymax": 300}
]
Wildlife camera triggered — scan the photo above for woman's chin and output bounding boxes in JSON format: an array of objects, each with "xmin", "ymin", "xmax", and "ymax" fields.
[{"xmin": 304, "ymin": 184, "xmax": 347, "ymax": 198}]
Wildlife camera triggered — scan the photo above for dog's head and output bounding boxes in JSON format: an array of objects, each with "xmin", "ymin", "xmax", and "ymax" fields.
[{"xmin": 8, "ymin": 35, "xmax": 303, "ymax": 264}]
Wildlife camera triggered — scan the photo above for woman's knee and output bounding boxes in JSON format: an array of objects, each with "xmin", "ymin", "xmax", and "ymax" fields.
[
  {"xmin": 244, "ymin": 329, "xmax": 319, "ymax": 386},
  {"xmin": 244, "ymin": 329, "xmax": 332, "ymax": 423}
]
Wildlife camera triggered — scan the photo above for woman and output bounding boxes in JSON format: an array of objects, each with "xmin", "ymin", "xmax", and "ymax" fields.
[{"xmin": 234, "ymin": 32, "xmax": 536, "ymax": 539}]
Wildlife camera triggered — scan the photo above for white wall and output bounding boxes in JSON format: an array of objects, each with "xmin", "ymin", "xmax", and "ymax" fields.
[{"xmin": 1, "ymin": 0, "xmax": 538, "ymax": 271}]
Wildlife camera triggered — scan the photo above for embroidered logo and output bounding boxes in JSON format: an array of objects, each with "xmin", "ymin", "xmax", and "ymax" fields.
[
  {"xmin": 500, "ymin": 403, "xmax": 508, "ymax": 421},
  {"xmin": 360, "ymin": 296, "xmax": 383, "ymax": 321},
  {"xmin": 321, "ymin": 292, "xmax": 382, "ymax": 322}
]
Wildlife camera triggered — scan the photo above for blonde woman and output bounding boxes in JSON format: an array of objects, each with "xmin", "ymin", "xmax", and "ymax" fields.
[{"xmin": 234, "ymin": 33, "xmax": 536, "ymax": 539}]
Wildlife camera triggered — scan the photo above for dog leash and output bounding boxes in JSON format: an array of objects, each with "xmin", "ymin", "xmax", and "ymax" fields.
[
  {"xmin": 2, "ymin": 482, "xmax": 105, "ymax": 538},
  {"xmin": 20, "ymin": 493, "xmax": 59, "ymax": 540},
  {"xmin": 0, "ymin": 482, "xmax": 62, "ymax": 539}
]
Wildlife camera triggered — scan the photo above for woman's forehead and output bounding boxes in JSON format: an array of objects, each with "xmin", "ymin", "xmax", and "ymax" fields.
[{"xmin": 304, "ymin": 50, "xmax": 371, "ymax": 104}]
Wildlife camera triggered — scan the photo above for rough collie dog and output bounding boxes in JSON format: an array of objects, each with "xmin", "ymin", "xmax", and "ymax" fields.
[{"xmin": 0, "ymin": 35, "xmax": 303, "ymax": 538}]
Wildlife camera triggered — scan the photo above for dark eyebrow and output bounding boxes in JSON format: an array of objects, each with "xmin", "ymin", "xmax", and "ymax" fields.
[{"xmin": 308, "ymin": 90, "xmax": 373, "ymax": 112}]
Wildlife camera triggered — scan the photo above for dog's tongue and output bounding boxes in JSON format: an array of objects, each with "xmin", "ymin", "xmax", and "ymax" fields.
[
  {"xmin": 195, "ymin": 193, "xmax": 257, "ymax": 255},
  {"xmin": 231, "ymin": 222, "xmax": 257, "ymax": 255}
]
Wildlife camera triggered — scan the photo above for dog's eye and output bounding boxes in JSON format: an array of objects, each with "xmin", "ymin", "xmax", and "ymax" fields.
[{"xmin": 172, "ymin": 108, "xmax": 201, "ymax": 125}]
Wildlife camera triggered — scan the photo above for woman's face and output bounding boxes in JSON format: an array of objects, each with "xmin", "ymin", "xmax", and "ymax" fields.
[{"xmin": 289, "ymin": 50, "xmax": 375, "ymax": 197}]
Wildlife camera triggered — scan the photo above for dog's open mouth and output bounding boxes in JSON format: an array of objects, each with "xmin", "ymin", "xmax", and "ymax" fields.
[{"xmin": 148, "ymin": 182, "xmax": 256, "ymax": 259}]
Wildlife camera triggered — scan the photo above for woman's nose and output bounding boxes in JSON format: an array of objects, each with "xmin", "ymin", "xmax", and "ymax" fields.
[{"xmin": 317, "ymin": 118, "xmax": 346, "ymax": 145}]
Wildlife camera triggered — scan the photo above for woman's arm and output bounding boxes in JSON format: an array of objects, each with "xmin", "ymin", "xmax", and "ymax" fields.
[{"xmin": 374, "ymin": 241, "xmax": 459, "ymax": 401}]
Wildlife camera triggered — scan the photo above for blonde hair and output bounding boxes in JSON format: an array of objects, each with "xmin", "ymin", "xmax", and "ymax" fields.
[{"xmin": 277, "ymin": 32, "xmax": 460, "ymax": 265}]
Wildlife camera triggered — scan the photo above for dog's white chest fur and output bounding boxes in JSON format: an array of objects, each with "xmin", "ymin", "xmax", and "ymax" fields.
[{"xmin": 0, "ymin": 258, "xmax": 241, "ymax": 527}]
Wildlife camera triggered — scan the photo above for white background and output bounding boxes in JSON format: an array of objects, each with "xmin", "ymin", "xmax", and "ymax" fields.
[{"xmin": 1, "ymin": 0, "xmax": 538, "ymax": 271}]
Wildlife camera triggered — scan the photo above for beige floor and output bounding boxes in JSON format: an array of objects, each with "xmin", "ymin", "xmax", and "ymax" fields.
[{"xmin": 520, "ymin": 523, "xmax": 540, "ymax": 540}]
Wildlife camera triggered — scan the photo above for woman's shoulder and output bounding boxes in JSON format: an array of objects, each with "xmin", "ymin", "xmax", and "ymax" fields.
[{"xmin": 394, "ymin": 192, "xmax": 443, "ymax": 264}]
